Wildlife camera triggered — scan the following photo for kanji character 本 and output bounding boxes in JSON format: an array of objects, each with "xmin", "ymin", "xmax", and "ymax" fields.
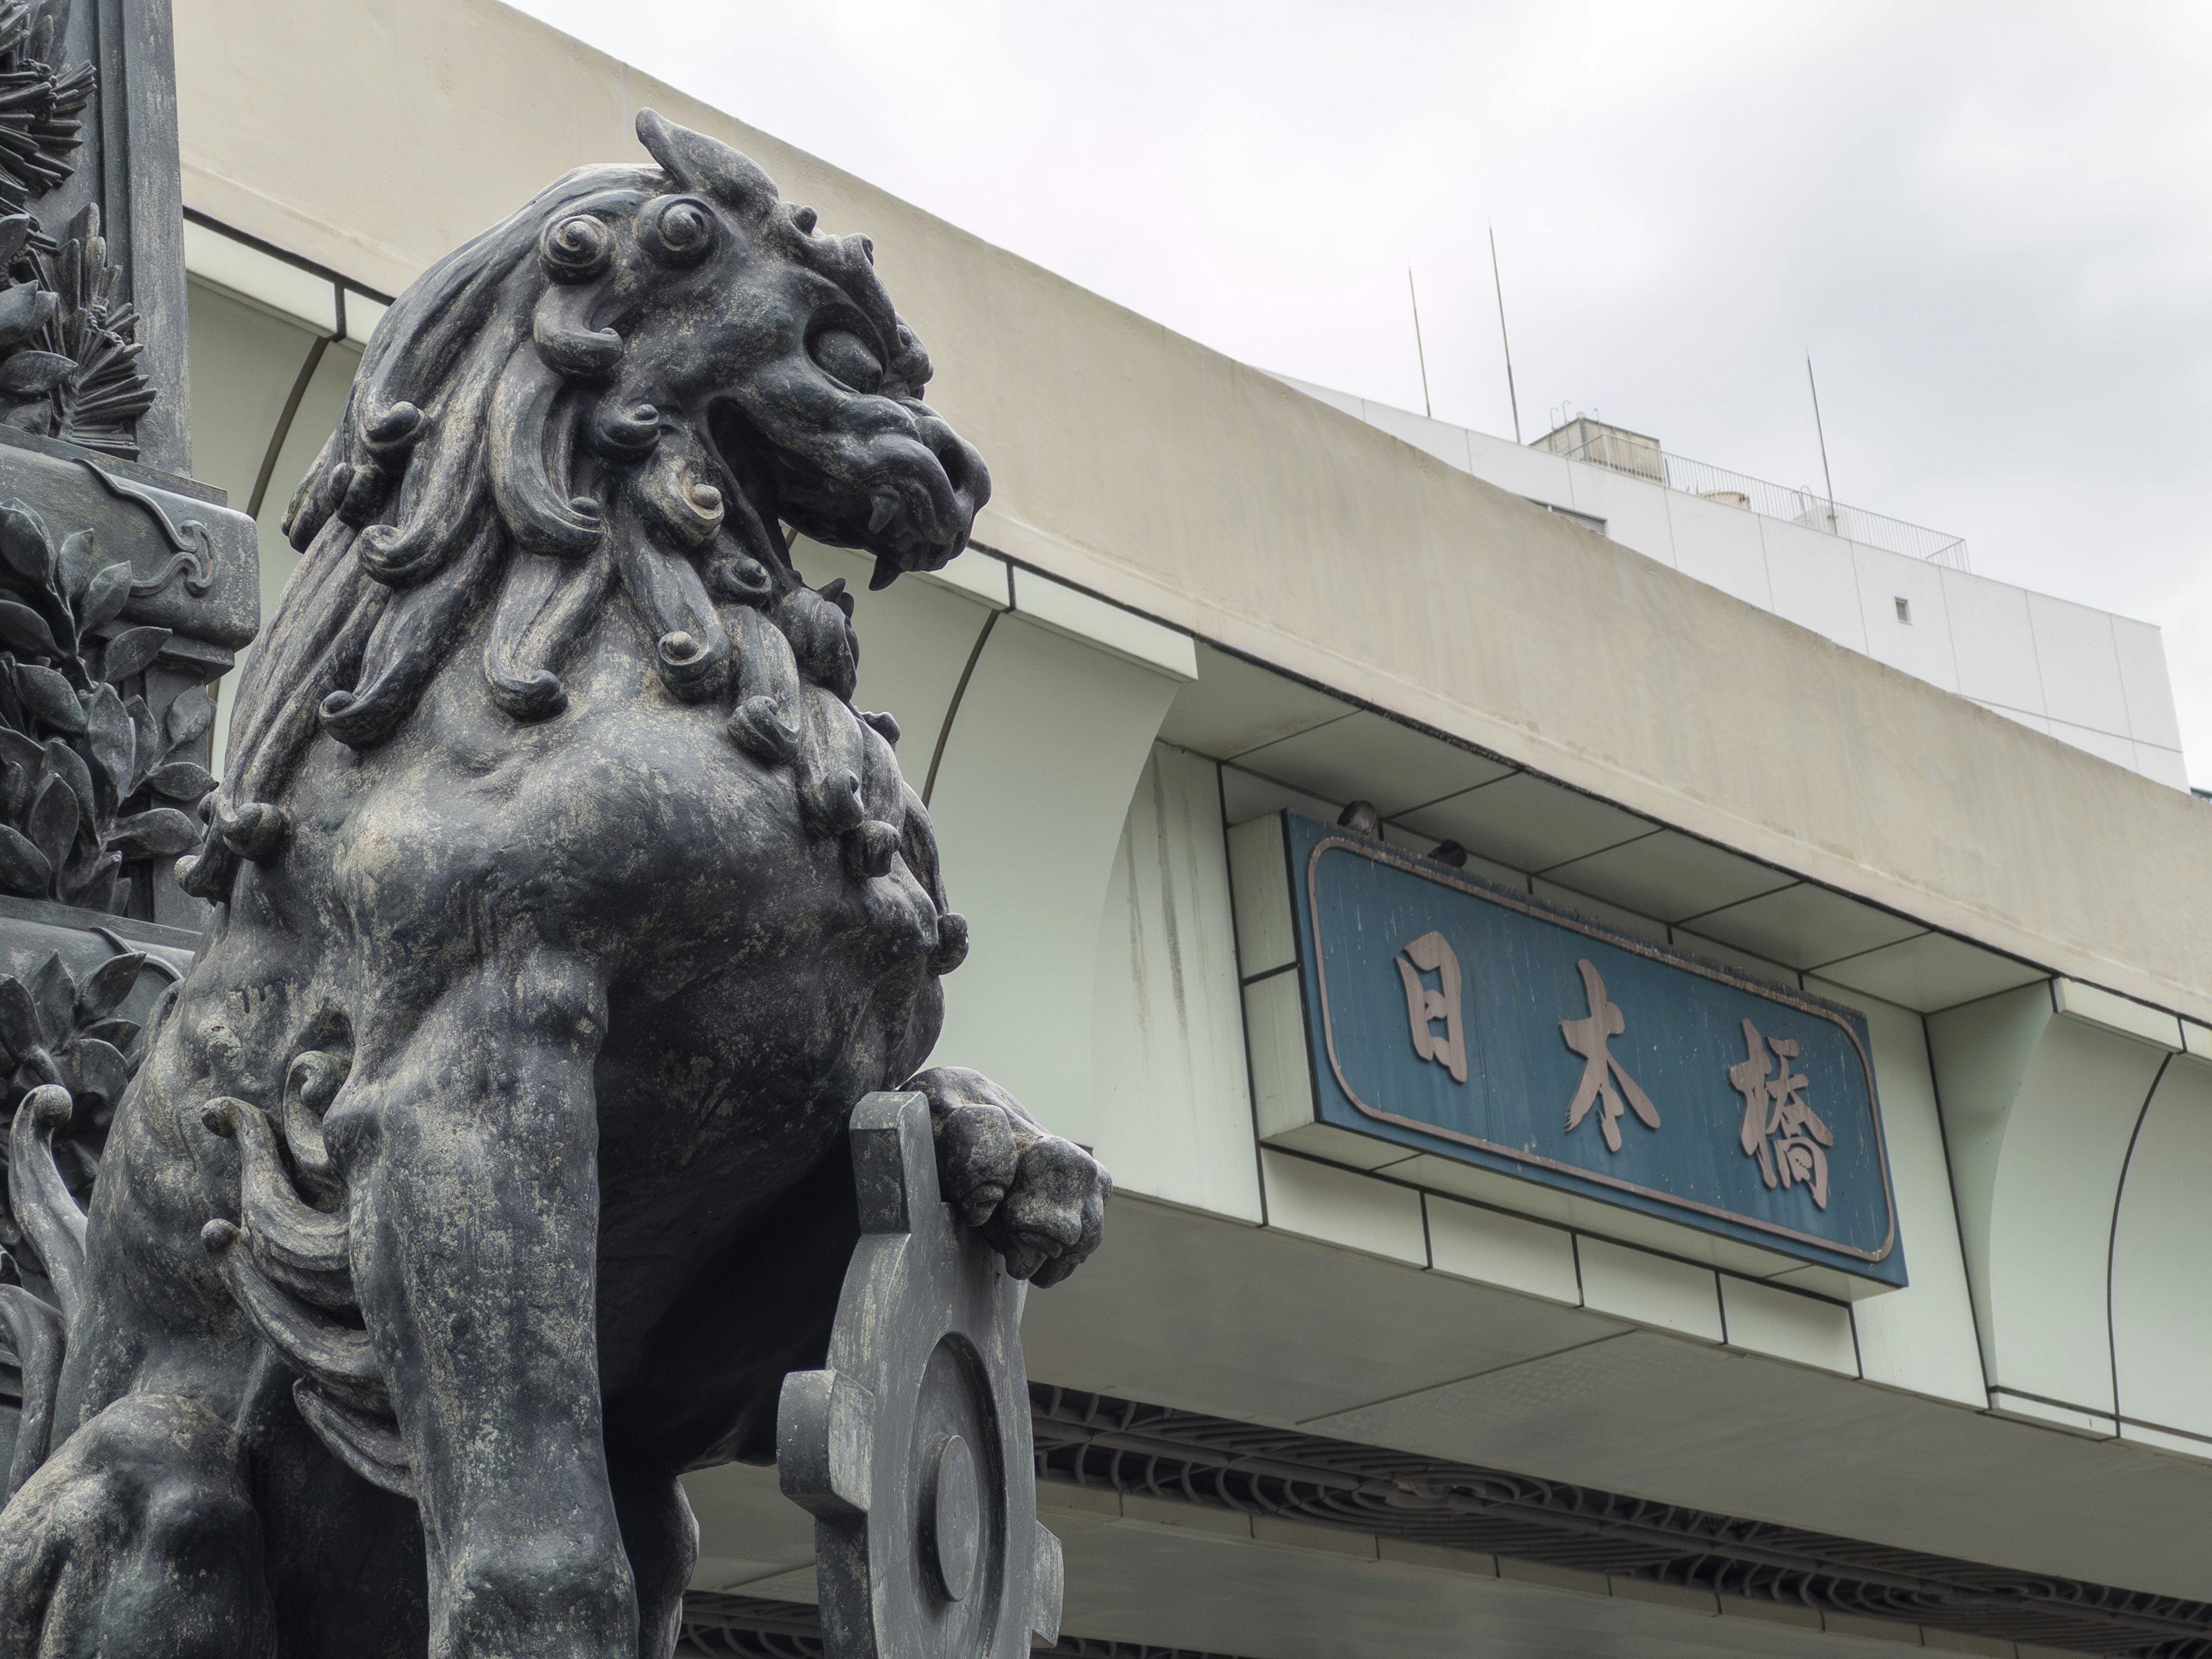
[
  {"xmin": 1559, "ymin": 958, "xmax": 1660, "ymax": 1152},
  {"xmin": 1395, "ymin": 930, "xmax": 1468, "ymax": 1083},
  {"xmin": 1728, "ymin": 1017, "xmax": 1834, "ymax": 1208}
]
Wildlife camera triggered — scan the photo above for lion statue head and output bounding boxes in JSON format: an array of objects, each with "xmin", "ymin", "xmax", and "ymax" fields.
[{"xmin": 184, "ymin": 111, "xmax": 989, "ymax": 897}]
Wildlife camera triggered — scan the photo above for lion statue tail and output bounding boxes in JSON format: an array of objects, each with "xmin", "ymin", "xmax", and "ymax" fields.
[
  {"xmin": 196, "ymin": 1048, "xmax": 414, "ymax": 1500},
  {"xmin": 0, "ymin": 1086, "xmax": 87, "ymax": 1501}
]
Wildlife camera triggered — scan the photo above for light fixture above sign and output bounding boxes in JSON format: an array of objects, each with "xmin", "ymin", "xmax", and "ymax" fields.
[{"xmin": 1236, "ymin": 812, "xmax": 1907, "ymax": 1288}]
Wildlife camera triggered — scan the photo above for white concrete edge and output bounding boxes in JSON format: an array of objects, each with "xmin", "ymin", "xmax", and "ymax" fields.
[
  {"xmin": 2181, "ymin": 1018, "xmax": 2212, "ymax": 1060},
  {"xmin": 1260, "ymin": 1138, "xmax": 1868, "ymax": 1373},
  {"xmin": 1421, "ymin": 1192, "xmax": 1584, "ymax": 1309},
  {"xmin": 1575, "ymin": 1235, "xmax": 1724, "ymax": 1344},
  {"xmin": 1225, "ymin": 814, "xmax": 1294, "ymax": 976},
  {"xmin": 919, "ymin": 546, "xmax": 1010, "ymax": 609},
  {"xmin": 1986, "ymin": 1388, "xmax": 2117, "ymax": 1440},
  {"xmin": 1008, "ymin": 564, "xmax": 1198, "ymax": 682},
  {"xmin": 2053, "ymin": 978, "xmax": 2183, "ymax": 1051},
  {"xmin": 1716, "ymin": 1275, "xmax": 1861, "ymax": 1377},
  {"xmin": 2120, "ymin": 1418, "xmax": 2212, "ymax": 1463},
  {"xmin": 183, "ymin": 218, "xmax": 338, "ymax": 336},
  {"xmin": 1258, "ymin": 1147, "xmax": 1428, "ymax": 1267},
  {"xmin": 342, "ymin": 288, "xmax": 389, "ymax": 346},
  {"xmin": 974, "ymin": 509, "xmax": 1199, "ymax": 680}
]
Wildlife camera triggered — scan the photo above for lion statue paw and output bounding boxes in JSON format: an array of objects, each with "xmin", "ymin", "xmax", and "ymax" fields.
[{"xmin": 908, "ymin": 1066, "xmax": 1109, "ymax": 1288}]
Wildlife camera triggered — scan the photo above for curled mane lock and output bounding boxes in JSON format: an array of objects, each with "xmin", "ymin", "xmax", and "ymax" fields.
[
  {"xmin": 539, "ymin": 212, "xmax": 614, "ymax": 283},
  {"xmin": 532, "ymin": 285, "xmax": 623, "ymax": 381},
  {"xmin": 487, "ymin": 342, "xmax": 606, "ymax": 558},
  {"xmin": 589, "ymin": 399, "xmax": 661, "ymax": 460},
  {"xmin": 319, "ymin": 517, "xmax": 505, "ymax": 749},
  {"xmin": 363, "ymin": 402, "xmax": 426, "ymax": 457},
  {"xmin": 632, "ymin": 438, "xmax": 726, "ymax": 549}
]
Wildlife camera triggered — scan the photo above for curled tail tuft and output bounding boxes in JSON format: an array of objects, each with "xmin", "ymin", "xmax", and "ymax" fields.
[{"xmin": 195, "ymin": 1048, "xmax": 414, "ymax": 1499}]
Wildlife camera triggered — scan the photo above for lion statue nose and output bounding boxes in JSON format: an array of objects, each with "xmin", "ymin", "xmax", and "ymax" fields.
[{"xmin": 931, "ymin": 425, "xmax": 988, "ymax": 517}]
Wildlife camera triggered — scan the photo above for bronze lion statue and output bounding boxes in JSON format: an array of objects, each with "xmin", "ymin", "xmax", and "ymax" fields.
[{"xmin": 0, "ymin": 111, "xmax": 1108, "ymax": 1658}]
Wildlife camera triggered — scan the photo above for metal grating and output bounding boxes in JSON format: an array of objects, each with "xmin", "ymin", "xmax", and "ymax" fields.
[
  {"xmin": 674, "ymin": 1386, "xmax": 2212, "ymax": 1658},
  {"xmin": 676, "ymin": 1592, "xmax": 1251, "ymax": 1659},
  {"xmin": 1031, "ymin": 1385, "xmax": 2212, "ymax": 1659},
  {"xmin": 677, "ymin": 1596, "xmax": 823, "ymax": 1658}
]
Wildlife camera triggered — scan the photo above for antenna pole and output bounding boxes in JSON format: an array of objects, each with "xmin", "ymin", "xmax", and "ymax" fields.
[
  {"xmin": 1806, "ymin": 354, "xmax": 1836, "ymax": 530},
  {"xmin": 1490, "ymin": 225, "xmax": 1521, "ymax": 443},
  {"xmin": 1407, "ymin": 268, "xmax": 1432, "ymax": 419}
]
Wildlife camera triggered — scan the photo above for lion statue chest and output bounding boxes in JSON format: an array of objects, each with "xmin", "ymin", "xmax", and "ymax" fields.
[{"xmin": 183, "ymin": 594, "xmax": 939, "ymax": 1332}]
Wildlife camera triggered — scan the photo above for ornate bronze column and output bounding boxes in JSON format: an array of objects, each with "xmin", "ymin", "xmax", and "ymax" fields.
[{"xmin": 0, "ymin": 0, "xmax": 253, "ymax": 1370}]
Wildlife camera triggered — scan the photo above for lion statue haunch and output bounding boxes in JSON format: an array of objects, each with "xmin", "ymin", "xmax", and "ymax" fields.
[{"xmin": 0, "ymin": 111, "xmax": 1108, "ymax": 1659}]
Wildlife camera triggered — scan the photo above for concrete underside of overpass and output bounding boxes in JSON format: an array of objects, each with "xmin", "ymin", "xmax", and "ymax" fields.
[{"xmin": 676, "ymin": 1192, "xmax": 2212, "ymax": 1658}]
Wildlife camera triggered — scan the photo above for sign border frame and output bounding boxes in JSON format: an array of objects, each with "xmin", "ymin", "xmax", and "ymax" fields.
[{"xmin": 1300, "ymin": 828, "xmax": 1902, "ymax": 1268}]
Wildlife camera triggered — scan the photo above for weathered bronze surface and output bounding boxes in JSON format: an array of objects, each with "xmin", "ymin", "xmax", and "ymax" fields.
[{"xmin": 0, "ymin": 108, "xmax": 1108, "ymax": 1658}]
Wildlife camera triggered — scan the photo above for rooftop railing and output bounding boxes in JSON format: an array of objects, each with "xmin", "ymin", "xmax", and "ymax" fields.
[{"xmin": 1546, "ymin": 430, "xmax": 1971, "ymax": 572}]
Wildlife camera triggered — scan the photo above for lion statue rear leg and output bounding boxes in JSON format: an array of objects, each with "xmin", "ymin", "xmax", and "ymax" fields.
[{"xmin": 0, "ymin": 1392, "xmax": 275, "ymax": 1658}]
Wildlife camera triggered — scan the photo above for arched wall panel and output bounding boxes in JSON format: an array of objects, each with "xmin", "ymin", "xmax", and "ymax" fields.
[
  {"xmin": 2111, "ymin": 1056, "xmax": 2212, "ymax": 1443},
  {"xmin": 928, "ymin": 615, "xmax": 1183, "ymax": 1134}
]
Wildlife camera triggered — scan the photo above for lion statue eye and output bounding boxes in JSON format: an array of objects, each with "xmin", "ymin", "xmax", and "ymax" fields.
[
  {"xmin": 811, "ymin": 328, "xmax": 885, "ymax": 393},
  {"xmin": 639, "ymin": 195, "xmax": 716, "ymax": 267}
]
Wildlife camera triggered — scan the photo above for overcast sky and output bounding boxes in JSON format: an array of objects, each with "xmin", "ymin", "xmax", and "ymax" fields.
[{"xmin": 514, "ymin": 0, "xmax": 2212, "ymax": 784}]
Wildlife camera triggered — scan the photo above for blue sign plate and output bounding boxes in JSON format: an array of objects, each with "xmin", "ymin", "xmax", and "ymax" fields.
[{"xmin": 1283, "ymin": 814, "xmax": 1904, "ymax": 1285}]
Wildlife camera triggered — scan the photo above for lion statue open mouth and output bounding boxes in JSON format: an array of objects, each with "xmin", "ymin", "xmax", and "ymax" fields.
[{"xmin": 0, "ymin": 111, "xmax": 1108, "ymax": 1659}]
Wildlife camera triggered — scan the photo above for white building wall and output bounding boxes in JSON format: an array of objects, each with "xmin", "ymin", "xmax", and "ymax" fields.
[
  {"xmin": 1278, "ymin": 377, "xmax": 2191, "ymax": 789},
  {"xmin": 2112, "ymin": 1051, "xmax": 2212, "ymax": 1452}
]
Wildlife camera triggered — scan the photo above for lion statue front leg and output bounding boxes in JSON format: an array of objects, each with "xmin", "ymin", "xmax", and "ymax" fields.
[{"xmin": 328, "ymin": 949, "xmax": 634, "ymax": 1657}]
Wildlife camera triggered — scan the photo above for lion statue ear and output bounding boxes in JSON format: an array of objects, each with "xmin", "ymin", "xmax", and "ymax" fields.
[{"xmin": 635, "ymin": 108, "xmax": 780, "ymax": 215}]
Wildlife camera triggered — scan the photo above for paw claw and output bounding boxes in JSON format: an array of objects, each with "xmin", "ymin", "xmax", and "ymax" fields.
[
  {"xmin": 1031, "ymin": 1253, "xmax": 1080, "ymax": 1289},
  {"xmin": 1001, "ymin": 1239, "xmax": 1051, "ymax": 1281},
  {"xmin": 956, "ymin": 1185, "xmax": 1005, "ymax": 1229}
]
